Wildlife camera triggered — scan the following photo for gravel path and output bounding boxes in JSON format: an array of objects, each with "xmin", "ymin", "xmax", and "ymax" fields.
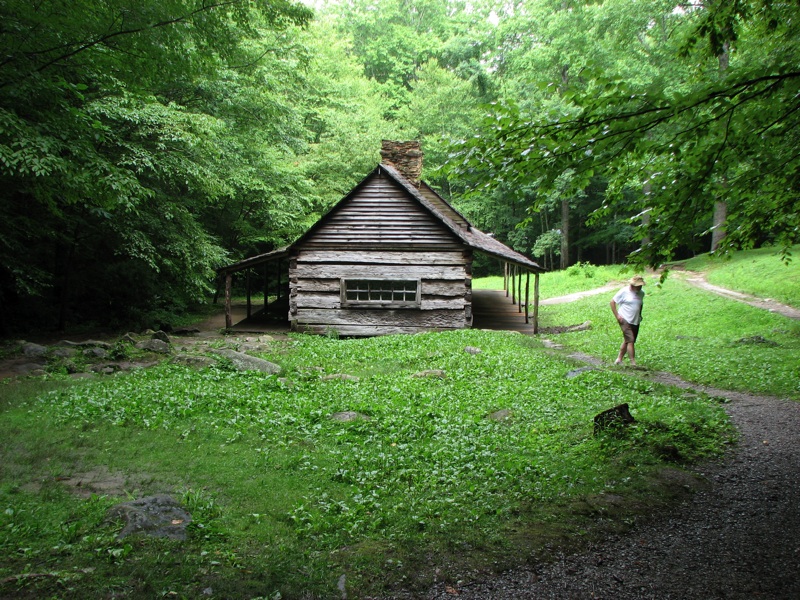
[{"xmin": 403, "ymin": 374, "xmax": 800, "ymax": 600}]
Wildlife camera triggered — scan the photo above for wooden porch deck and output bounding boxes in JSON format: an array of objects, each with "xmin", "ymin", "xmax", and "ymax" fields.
[{"xmin": 471, "ymin": 288, "xmax": 536, "ymax": 334}]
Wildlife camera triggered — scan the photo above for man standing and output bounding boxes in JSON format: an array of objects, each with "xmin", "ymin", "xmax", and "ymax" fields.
[{"xmin": 610, "ymin": 275, "xmax": 646, "ymax": 366}]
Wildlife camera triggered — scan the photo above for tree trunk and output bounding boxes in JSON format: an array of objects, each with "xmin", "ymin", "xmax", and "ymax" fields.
[
  {"xmin": 711, "ymin": 41, "xmax": 730, "ymax": 252},
  {"xmin": 711, "ymin": 200, "xmax": 727, "ymax": 252},
  {"xmin": 640, "ymin": 180, "xmax": 652, "ymax": 261},
  {"xmin": 560, "ymin": 198, "xmax": 570, "ymax": 269}
]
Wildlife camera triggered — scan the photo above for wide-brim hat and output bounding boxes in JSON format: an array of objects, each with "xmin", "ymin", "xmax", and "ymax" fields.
[{"xmin": 629, "ymin": 275, "xmax": 646, "ymax": 286}]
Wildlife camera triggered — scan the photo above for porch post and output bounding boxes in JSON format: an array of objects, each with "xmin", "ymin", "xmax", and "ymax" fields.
[
  {"xmin": 246, "ymin": 269, "xmax": 252, "ymax": 318},
  {"xmin": 533, "ymin": 272, "xmax": 540, "ymax": 334},
  {"xmin": 511, "ymin": 264, "xmax": 516, "ymax": 304},
  {"xmin": 225, "ymin": 273, "xmax": 233, "ymax": 329},
  {"xmin": 524, "ymin": 271, "xmax": 530, "ymax": 324}
]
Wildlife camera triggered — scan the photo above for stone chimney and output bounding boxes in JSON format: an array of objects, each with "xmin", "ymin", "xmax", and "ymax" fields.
[{"xmin": 380, "ymin": 140, "xmax": 423, "ymax": 187}]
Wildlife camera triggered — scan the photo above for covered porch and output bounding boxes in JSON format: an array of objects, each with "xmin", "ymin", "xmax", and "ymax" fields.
[{"xmin": 216, "ymin": 255, "xmax": 541, "ymax": 335}]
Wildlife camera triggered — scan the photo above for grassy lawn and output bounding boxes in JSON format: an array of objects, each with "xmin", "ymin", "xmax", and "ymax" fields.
[
  {"xmin": 473, "ymin": 262, "xmax": 633, "ymax": 298},
  {"xmin": 539, "ymin": 276, "xmax": 800, "ymax": 399},
  {"xmin": 679, "ymin": 244, "xmax": 800, "ymax": 307}
]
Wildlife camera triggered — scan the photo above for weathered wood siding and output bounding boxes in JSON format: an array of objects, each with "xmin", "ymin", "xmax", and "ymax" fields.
[{"xmin": 289, "ymin": 172, "xmax": 473, "ymax": 336}]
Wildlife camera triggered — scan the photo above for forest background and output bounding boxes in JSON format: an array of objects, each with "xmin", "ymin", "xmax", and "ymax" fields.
[{"xmin": 1, "ymin": 0, "xmax": 797, "ymax": 334}]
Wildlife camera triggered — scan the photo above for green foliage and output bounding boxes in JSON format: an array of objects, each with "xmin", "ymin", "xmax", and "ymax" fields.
[
  {"xmin": 0, "ymin": 0, "xmax": 313, "ymax": 332},
  {"xmin": 445, "ymin": 0, "xmax": 800, "ymax": 266}
]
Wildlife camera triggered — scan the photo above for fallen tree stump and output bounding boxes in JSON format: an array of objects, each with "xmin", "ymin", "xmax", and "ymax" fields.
[{"xmin": 594, "ymin": 403, "xmax": 635, "ymax": 434}]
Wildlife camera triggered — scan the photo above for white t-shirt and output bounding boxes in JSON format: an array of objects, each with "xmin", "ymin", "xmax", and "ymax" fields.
[{"xmin": 613, "ymin": 286, "xmax": 644, "ymax": 325}]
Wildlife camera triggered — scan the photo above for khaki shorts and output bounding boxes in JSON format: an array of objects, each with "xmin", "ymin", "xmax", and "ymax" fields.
[{"xmin": 619, "ymin": 320, "xmax": 640, "ymax": 343}]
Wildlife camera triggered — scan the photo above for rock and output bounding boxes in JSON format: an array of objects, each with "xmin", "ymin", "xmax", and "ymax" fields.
[
  {"xmin": 566, "ymin": 321, "xmax": 592, "ymax": 332},
  {"xmin": 83, "ymin": 347, "xmax": 109, "ymax": 359},
  {"xmin": 14, "ymin": 363, "xmax": 46, "ymax": 376},
  {"xmin": 565, "ymin": 366, "xmax": 595, "ymax": 379},
  {"xmin": 331, "ymin": 411, "xmax": 369, "ymax": 422},
  {"xmin": 488, "ymin": 409, "xmax": 513, "ymax": 421},
  {"xmin": 107, "ymin": 495, "xmax": 192, "ymax": 541},
  {"xmin": 411, "ymin": 369, "xmax": 446, "ymax": 379},
  {"xmin": 239, "ymin": 343, "xmax": 269, "ymax": 353},
  {"xmin": 121, "ymin": 333, "xmax": 139, "ymax": 344},
  {"xmin": 322, "ymin": 373, "xmax": 360, "ymax": 382},
  {"xmin": 211, "ymin": 349, "xmax": 281, "ymax": 374},
  {"xmin": 736, "ymin": 335, "xmax": 778, "ymax": 347},
  {"xmin": 58, "ymin": 340, "xmax": 112, "ymax": 349},
  {"xmin": 540, "ymin": 339, "xmax": 564, "ymax": 349},
  {"xmin": 152, "ymin": 330, "xmax": 171, "ymax": 343},
  {"xmin": 21, "ymin": 342, "xmax": 48, "ymax": 357},
  {"xmin": 172, "ymin": 328, "xmax": 200, "ymax": 337},
  {"xmin": 135, "ymin": 339, "xmax": 172, "ymax": 354},
  {"xmin": 594, "ymin": 403, "xmax": 635, "ymax": 434},
  {"xmin": 172, "ymin": 355, "xmax": 217, "ymax": 369},
  {"xmin": 464, "ymin": 346, "xmax": 482, "ymax": 355},
  {"xmin": 51, "ymin": 347, "xmax": 76, "ymax": 358}
]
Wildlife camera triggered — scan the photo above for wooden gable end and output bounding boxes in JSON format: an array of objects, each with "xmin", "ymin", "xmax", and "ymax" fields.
[
  {"xmin": 289, "ymin": 169, "xmax": 472, "ymax": 336},
  {"xmin": 299, "ymin": 170, "xmax": 463, "ymax": 250}
]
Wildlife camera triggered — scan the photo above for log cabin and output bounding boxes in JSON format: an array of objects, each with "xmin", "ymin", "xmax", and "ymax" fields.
[{"xmin": 218, "ymin": 141, "xmax": 544, "ymax": 336}]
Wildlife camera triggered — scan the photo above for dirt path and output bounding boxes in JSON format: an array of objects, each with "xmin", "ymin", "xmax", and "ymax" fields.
[{"xmin": 681, "ymin": 271, "xmax": 800, "ymax": 319}]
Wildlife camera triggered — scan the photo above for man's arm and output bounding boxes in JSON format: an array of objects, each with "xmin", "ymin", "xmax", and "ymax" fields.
[{"xmin": 610, "ymin": 300, "xmax": 623, "ymax": 323}]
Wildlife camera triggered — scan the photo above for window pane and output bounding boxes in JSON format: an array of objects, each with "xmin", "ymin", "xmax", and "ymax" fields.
[{"xmin": 343, "ymin": 280, "xmax": 418, "ymax": 304}]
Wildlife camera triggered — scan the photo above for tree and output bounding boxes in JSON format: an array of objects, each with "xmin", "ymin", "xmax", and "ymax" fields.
[
  {"xmin": 0, "ymin": 0, "xmax": 313, "ymax": 331},
  {"xmin": 446, "ymin": 0, "xmax": 800, "ymax": 266}
]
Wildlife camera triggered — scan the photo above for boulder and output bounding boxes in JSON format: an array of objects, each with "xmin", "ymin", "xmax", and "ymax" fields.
[
  {"xmin": 21, "ymin": 342, "xmax": 48, "ymax": 357},
  {"xmin": 52, "ymin": 347, "xmax": 76, "ymax": 358},
  {"xmin": 172, "ymin": 355, "xmax": 217, "ymax": 369},
  {"xmin": 211, "ymin": 348, "xmax": 281, "ymax": 374},
  {"xmin": 565, "ymin": 366, "xmax": 595, "ymax": 379},
  {"xmin": 487, "ymin": 409, "xmax": 513, "ymax": 422},
  {"xmin": 331, "ymin": 411, "xmax": 369, "ymax": 422},
  {"xmin": 83, "ymin": 347, "xmax": 109, "ymax": 359},
  {"xmin": 152, "ymin": 330, "xmax": 171, "ymax": 343},
  {"xmin": 411, "ymin": 369, "xmax": 446, "ymax": 379},
  {"xmin": 58, "ymin": 340, "xmax": 112, "ymax": 349},
  {"xmin": 107, "ymin": 495, "xmax": 191, "ymax": 541},
  {"xmin": 135, "ymin": 339, "xmax": 172, "ymax": 354},
  {"xmin": 172, "ymin": 328, "xmax": 201, "ymax": 337},
  {"xmin": 566, "ymin": 321, "xmax": 592, "ymax": 332},
  {"xmin": 322, "ymin": 373, "xmax": 360, "ymax": 382}
]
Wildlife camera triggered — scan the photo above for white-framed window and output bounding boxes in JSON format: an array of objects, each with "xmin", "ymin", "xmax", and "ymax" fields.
[{"xmin": 342, "ymin": 279, "xmax": 420, "ymax": 307}]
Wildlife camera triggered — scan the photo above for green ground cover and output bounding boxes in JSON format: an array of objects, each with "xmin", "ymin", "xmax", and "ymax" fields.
[{"xmin": 0, "ymin": 329, "xmax": 731, "ymax": 599}]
